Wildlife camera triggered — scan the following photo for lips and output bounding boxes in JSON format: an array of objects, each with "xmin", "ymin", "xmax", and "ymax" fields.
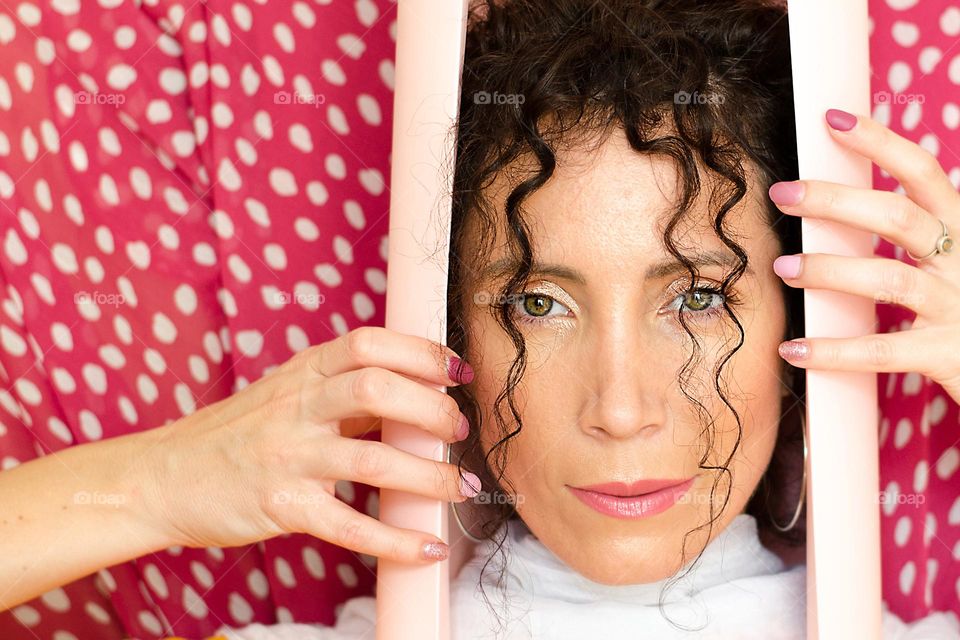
[
  {"xmin": 572, "ymin": 477, "xmax": 694, "ymax": 497},
  {"xmin": 567, "ymin": 476, "xmax": 697, "ymax": 520}
]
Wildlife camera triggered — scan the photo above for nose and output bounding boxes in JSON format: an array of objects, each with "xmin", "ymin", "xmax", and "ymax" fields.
[{"xmin": 576, "ymin": 316, "xmax": 671, "ymax": 441}]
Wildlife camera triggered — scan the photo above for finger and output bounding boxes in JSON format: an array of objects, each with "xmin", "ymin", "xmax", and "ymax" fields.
[
  {"xmin": 773, "ymin": 253, "xmax": 957, "ymax": 321},
  {"xmin": 311, "ymin": 367, "xmax": 470, "ymax": 443},
  {"xmin": 312, "ymin": 437, "xmax": 482, "ymax": 504},
  {"xmin": 777, "ymin": 328, "xmax": 944, "ymax": 377},
  {"xmin": 768, "ymin": 180, "xmax": 947, "ymax": 262},
  {"xmin": 307, "ymin": 326, "xmax": 474, "ymax": 386},
  {"xmin": 304, "ymin": 493, "xmax": 452, "ymax": 564},
  {"xmin": 822, "ymin": 108, "xmax": 960, "ymax": 226}
]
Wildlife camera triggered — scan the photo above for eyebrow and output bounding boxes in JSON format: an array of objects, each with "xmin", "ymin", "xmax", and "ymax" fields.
[{"xmin": 479, "ymin": 249, "xmax": 753, "ymax": 285}]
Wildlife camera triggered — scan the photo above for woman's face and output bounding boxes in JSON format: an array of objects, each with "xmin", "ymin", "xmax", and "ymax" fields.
[{"xmin": 460, "ymin": 127, "xmax": 790, "ymax": 585}]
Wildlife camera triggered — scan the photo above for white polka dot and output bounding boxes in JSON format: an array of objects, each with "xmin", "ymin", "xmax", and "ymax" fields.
[
  {"xmin": 303, "ymin": 547, "xmax": 326, "ymax": 580},
  {"xmin": 159, "ymin": 67, "xmax": 187, "ymax": 95},
  {"xmin": 144, "ymin": 564, "xmax": 168, "ymax": 599},
  {"xmin": 273, "ymin": 22, "xmax": 295, "ymax": 53},
  {"xmin": 325, "ymin": 153, "xmax": 347, "ymax": 179},
  {"xmin": 247, "ymin": 568, "xmax": 270, "ymax": 599},
  {"xmin": 236, "ymin": 330, "xmax": 264, "ymax": 358},
  {"xmin": 106, "ymin": 64, "xmax": 137, "ymax": 90},
  {"xmin": 314, "ymin": 263, "xmax": 342, "ymax": 287},
  {"xmin": 218, "ymin": 158, "xmax": 242, "ymax": 191},
  {"xmin": 914, "ymin": 460, "xmax": 929, "ymax": 493},
  {"xmin": 274, "ymin": 557, "xmax": 297, "ymax": 588},
  {"xmin": 891, "ymin": 21, "xmax": 919, "ymax": 47},
  {"xmin": 936, "ymin": 447, "xmax": 959, "ymax": 480},
  {"xmin": 338, "ymin": 33, "xmax": 365, "ymax": 59},
  {"xmin": 900, "ymin": 560, "xmax": 916, "ymax": 596},
  {"xmin": 357, "ymin": 94, "xmax": 382, "ymax": 126},
  {"xmin": 288, "ymin": 124, "xmax": 313, "ymax": 153},
  {"xmin": 182, "ymin": 584, "xmax": 208, "ymax": 619},
  {"xmin": 137, "ymin": 374, "xmax": 159, "ymax": 404},
  {"xmin": 942, "ymin": 6, "xmax": 960, "ymax": 36},
  {"xmin": 82, "ymin": 364, "xmax": 107, "ymax": 395},
  {"xmin": 321, "ymin": 59, "xmax": 346, "ymax": 86},
  {"xmin": 229, "ymin": 592, "xmax": 254, "ymax": 625},
  {"xmin": 269, "ymin": 168, "xmax": 298, "ymax": 196},
  {"xmin": 79, "ymin": 410, "xmax": 103, "ymax": 440},
  {"xmin": 126, "ymin": 241, "xmax": 151, "ymax": 270},
  {"xmin": 137, "ymin": 611, "xmax": 163, "ymax": 636},
  {"xmin": 152, "ymin": 312, "xmax": 178, "ymax": 344}
]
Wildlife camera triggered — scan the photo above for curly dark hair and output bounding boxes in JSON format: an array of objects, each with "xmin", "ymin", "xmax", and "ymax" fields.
[{"xmin": 445, "ymin": 0, "xmax": 807, "ymax": 629}]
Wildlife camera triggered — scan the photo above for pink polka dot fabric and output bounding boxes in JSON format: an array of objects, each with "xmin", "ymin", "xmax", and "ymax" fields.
[
  {"xmin": 0, "ymin": 0, "xmax": 389, "ymax": 637},
  {"xmin": 0, "ymin": 0, "xmax": 956, "ymax": 638},
  {"xmin": 870, "ymin": 0, "xmax": 960, "ymax": 624}
]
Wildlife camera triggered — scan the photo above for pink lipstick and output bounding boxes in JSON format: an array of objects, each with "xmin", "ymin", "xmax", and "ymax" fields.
[{"xmin": 567, "ymin": 477, "xmax": 695, "ymax": 519}]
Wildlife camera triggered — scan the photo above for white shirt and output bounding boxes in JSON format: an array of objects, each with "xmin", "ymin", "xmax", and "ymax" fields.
[{"xmin": 215, "ymin": 514, "xmax": 960, "ymax": 639}]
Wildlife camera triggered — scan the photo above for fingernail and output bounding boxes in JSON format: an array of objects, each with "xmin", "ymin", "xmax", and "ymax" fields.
[
  {"xmin": 779, "ymin": 340, "xmax": 809, "ymax": 361},
  {"xmin": 460, "ymin": 471, "xmax": 481, "ymax": 498},
  {"xmin": 773, "ymin": 254, "xmax": 802, "ymax": 279},
  {"xmin": 422, "ymin": 541, "xmax": 449, "ymax": 561},
  {"xmin": 447, "ymin": 355, "xmax": 475, "ymax": 384},
  {"xmin": 826, "ymin": 108, "xmax": 857, "ymax": 132},
  {"xmin": 768, "ymin": 181, "xmax": 805, "ymax": 206},
  {"xmin": 455, "ymin": 413, "xmax": 470, "ymax": 441}
]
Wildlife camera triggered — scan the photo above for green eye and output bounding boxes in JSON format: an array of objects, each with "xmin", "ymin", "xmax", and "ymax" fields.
[
  {"xmin": 523, "ymin": 294, "xmax": 554, "ymax": 317},
  {"xmin": 683, "ymin": 290, "xmax": 717, "ymax": 312}
]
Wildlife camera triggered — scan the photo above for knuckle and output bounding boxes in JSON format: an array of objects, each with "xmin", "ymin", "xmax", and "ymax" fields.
[
  {"xmin": 351, "ymin": 442, "xmax": 387, "ymax": 480},
  {"xmin": 886, "ymin": 199, "xmax": 920, "ymax": 233},
  {"xmin": 880, "ymin": 264, "xmax": 917, "ymax": 299},
  {"xmin": 349, "ymin": 368, "xmax": 391, "ymax": 405},
  {"xmin": 337, "ymin": 518, "xmax": 370, "ymax": 551},
  {"xmin": 915, "ymin": 150, "xmax": 944, "ymax": 185},
  {"xmin": 345, "ymin": 327, "xmax": 379, "ymax": 365},
  {"xmin": 864, "ymin": 337, "xmax": 893, "ymax": 367}
]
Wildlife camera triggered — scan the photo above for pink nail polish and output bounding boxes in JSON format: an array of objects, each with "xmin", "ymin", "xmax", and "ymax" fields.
[
  {"xmin": 768, "ymin": 181, "xmax": 805, "ymax": 206},
  {"xmin": 773, "ymin": 255, "xmax": 802, "ymax": 279},
  {"xmin": 455, "ymin": 413, "xmax": 470, "ymax": 441},
  {"xmin": 459, "ymin": 471, "xmax": 481, "ymax": 498},
  {"xmin": 422, "ymin": 541, "xmax": 449, "ymax": 561},
  {"xmin": 779, "ymin": 340, "xmax": 809, "ymax": 361},
  {"xmin": 826, "ymin": 108, "xmax": 857, "ymax": 131},
  {"xmin": 447, "ymin": 355, "xmax": 475, "ymax": 384}
]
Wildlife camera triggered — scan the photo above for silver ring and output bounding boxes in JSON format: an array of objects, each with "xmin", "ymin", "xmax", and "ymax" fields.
[{"xmin": 907, "ymin": 218, "xmax": 954, "ymax": 261}]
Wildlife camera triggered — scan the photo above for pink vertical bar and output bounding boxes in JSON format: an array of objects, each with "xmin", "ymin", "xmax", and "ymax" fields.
[
  {"xmin": 786, "ymin": 1, "xmax": 879, "ymax": 638},
  {"xmin": 377, "ymin": 1, "xmax": 470, "ymax": 639}
]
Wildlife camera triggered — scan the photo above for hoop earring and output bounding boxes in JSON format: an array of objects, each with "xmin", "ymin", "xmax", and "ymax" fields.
[
  {"xmin": 771, "ymin": 412, "xmax": 807, "ymax": 533},
  {"xmin": 447, "ymin": 442, "xmax": 485, "ymax": 543}
]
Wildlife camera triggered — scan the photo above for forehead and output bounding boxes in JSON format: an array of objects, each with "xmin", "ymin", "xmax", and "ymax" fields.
[{"xmin": 470, "ymin": 127, "xmax": 777, "ymax": 277}]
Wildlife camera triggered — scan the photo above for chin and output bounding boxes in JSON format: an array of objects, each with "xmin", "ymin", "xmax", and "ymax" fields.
[{"xmin": 563, "ymin": 537, "xmax": 688, "ymax": 586}]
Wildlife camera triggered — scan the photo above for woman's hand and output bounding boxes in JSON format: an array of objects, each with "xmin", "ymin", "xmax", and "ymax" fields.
[
  {"xmin": 143, "ymin": 326, "xmax": 481, "ymax": 563},
  {"xmin": 769, "ymin": 108, "xmax": 960, "ymax": 404}
]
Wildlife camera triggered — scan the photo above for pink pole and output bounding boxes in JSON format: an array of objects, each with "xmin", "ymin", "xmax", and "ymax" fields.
[
  {"xmin": 787, "ymin": 0, "xmax": 880, "ymax": 637},
  {"xmin": 378, "ymin": 1, "xmax": 470, "ymax": 639}
]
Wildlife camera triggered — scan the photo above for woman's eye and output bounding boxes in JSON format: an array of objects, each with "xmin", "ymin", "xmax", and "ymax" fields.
[
  {"xmin": 670, "ymin": 288, "xmax": 726, "ymax": 314},
  {"xmin": 512, "ymin": 293, "xmax": 570, "ymax": 322}
]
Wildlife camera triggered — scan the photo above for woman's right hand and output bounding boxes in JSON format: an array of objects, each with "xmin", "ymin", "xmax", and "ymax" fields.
[{"xmin": 141, "ymin": 326, "xmax": 481, "ymax": 563}]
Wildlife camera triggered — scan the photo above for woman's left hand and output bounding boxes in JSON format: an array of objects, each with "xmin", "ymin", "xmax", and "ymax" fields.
[{"xmin": 768, "ymin": 107, "xmax": 960, "ymax": 405}]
